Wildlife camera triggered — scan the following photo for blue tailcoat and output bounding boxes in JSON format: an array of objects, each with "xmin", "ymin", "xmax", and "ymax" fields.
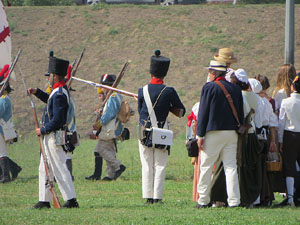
[
  {"xmin": 35, "ymin": 86, "xmax": 69, "ymax": 135},
  {"xmin": 197, "ymin": 80, "xmax": 244, "ymax": 137}
]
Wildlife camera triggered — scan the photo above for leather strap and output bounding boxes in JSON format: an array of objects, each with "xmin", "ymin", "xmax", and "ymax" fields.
[{"xmin": 215, "ymin": 81, "xmax": 240, "ymax": 127}]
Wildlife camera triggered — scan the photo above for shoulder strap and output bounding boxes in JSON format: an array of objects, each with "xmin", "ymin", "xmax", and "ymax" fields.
[
  {"xmin": 215, "ymin": 81, "xmax": 240, "ymax": 127},
  {"xmin": 143, "ymin": 85, "xmax": 158, "ymax": 128},
  {"xmin": 143, "ymin": 85, "xmax": 167, "ymax": 128}
]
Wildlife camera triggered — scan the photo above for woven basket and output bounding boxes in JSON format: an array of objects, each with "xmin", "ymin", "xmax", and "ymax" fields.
[{"xmin": 266, "ymin": 154, "xmax": 282, "ymax": 172}]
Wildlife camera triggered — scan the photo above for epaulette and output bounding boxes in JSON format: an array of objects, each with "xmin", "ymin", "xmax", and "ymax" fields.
[
  {"xmin": 111, "ymin": 92, "xmax": 117, "ymax": 97},
  {"xmin": 1, "ymin": 95, "xmax": 7, "ymax": 99}
]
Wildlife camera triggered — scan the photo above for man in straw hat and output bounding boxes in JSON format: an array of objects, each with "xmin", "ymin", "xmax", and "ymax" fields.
[
  {"xmin": 196, "ymin": 60, "xmax": 243, "ymax": 208},
  {"xmin": 28, "ymin": 54, "xmax": 79, "ymax": 209},
  {"xmin": 214, "ymin": 48, "xmax": 237, "ymax": 82}
]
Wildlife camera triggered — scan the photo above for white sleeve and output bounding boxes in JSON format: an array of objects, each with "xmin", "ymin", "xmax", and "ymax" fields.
[
  {"xmin": 274, "ymin": 90, "xmax": 287, "ymax": 111},
  {"xmin": 254, "ymin": 98, "xmax": 263, "ymax": 128},
  {"xmin": 269, "ymin": 111, "xmax": 278, "ymax": 127},
  {"xmin": 278, "ymin": 103, "xmax": 286, "ymax": 143}
]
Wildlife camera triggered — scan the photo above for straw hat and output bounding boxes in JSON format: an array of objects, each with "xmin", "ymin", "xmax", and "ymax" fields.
[
  {"xmin": 207, "ymin": 60, "xmax": 227, "ymax": 72},
  {"xmin": 214, "ymin": 48, "xmax": 237, "ymax": 64}
]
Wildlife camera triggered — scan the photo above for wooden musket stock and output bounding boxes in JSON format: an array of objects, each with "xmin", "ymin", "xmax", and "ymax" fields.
[{"xmin": 95, "ymin": 61, "xmax": 130, "ymax": 122}]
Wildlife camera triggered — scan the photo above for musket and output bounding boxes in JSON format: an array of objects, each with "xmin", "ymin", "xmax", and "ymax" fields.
[
  {"xmin": 72, "ymin": 76, "xmax": 138, "ymax": 98},
  {"xmin": 18, "ymin": 66, "xmax": 61, "ymax": 209},
  {"xmin": 67, "ymin": 48, "xmax": 85, "ymax": 89},
  {"xmin": 96, "ymin": 61, "xmax": 130, "ymax": 121},
  {"xmin": 0, "ymin": 49, "xmax": 21, "ymax": 96}
]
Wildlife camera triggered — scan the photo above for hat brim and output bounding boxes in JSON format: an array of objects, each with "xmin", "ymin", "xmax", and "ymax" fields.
[
  {"xmin": 207, "ymin": 66, "xmax": 227, "ymax": 72},
  {"xmin": 214, "ymin": 55, "xmax": 237, "ymax": 64}
]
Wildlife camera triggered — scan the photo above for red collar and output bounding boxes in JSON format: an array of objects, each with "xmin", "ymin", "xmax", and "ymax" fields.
[
  {"xmin": 52, "ymin": 80, "xmax": 66, "ymax": 90},
  {"xmin": 150, "ymin": 78, "xmax": 164, "ymax": 84},
  {"xmin": 215, "ymin": 76, "xmax": 226, "ymax": 81}
]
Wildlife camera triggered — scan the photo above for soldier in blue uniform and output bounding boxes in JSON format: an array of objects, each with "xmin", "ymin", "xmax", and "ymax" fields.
[
  {"xmin": 90, "ymin": 74, "xmax": 126, "ymax": 181},
  {"xmin": 137, "ymin": 50, "xmax": 186, "ymax": 204},
  {"xmin": 0, "ymin": 65, "xmax": 22, "ymax": 183},
  {"xmin": 28, "ymin": 55, "xmax": 79, "ymax": 209}
]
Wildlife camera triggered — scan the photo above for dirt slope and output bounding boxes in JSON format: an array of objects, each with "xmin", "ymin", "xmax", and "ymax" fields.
[{"xmin": 5, "ymin": 4, "xmax": 300, "ymax": 137}]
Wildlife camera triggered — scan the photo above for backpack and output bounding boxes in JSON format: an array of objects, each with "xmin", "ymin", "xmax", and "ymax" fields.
[{"xmin": 117, "ymin": 101, "xmax": 133, "ymax": 123}]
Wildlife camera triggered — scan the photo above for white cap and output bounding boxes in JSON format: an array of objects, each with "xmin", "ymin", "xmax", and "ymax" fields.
[
  {"xmin": 234, "ymin": 69, "xmax": 248, "ymax": 84},
  {"xmin": 248, "ymin": 78, "xmax": 262, "ymax": 93}
]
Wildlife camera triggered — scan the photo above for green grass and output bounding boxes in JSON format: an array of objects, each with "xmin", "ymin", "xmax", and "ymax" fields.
[{"xmin": 0, "ymin": 134, "xmax": 299, "ymax": 224}]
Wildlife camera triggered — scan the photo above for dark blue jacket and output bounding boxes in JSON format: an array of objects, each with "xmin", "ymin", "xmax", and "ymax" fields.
[
  {"xmin": 138, "ymin": 83, "xmax": 185, "ymax": 148},
  {"xmin": 35, "ymin": 86, "xmax": 69, "ymax": 135},
  {"xmin": 197, "ymin": 80, "xmax": 244, "ymax": 137}
]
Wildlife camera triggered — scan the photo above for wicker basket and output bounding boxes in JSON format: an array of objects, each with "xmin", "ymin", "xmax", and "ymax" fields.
[{"xmin": 266, "ymin": 154, "xmax": 282, "ymax": 172}]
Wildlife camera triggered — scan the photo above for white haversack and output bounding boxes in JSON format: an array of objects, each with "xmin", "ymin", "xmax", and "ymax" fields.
[{"xmin": 151, "ymin": 127, "xmax": 173, "ymax": 146}]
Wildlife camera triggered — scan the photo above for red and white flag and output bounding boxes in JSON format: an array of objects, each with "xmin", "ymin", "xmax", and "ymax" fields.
[{"xmin": 0, "ymin": 1, "xmax": 15, "ymax": 80}]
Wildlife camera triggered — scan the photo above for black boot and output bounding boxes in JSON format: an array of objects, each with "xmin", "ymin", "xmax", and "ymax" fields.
[
  {"xmin": 0, "ymin": 157, "xmax": 11, "ymax": 183},
  {"xmin": 32, "ymin": 201, "xmax": 51, "ymax": 209},
  {"xmin": 114, "ymin": 164, "xmax": 126, "ymax": 180},
  {"xmin": 85, "ymin": 152, "xmax": 102, "ymax": 180},
  {"xmin": 66, "ymin": 159, "xmax": 74, "ymax": 181},
  {"xmin": 145, "ymin": 198, "xmax": 154, "ymax": 204},
  {"xmin": 153, "ymin": 199, "xmax": 163, "ymax": 204},
  {"xmin": 7, "ymin": 157, "xmax": 22, "ymax": 180},
  {"xmin": 63, "ymin": 198, "xmax": 79, "ymax": 208}
]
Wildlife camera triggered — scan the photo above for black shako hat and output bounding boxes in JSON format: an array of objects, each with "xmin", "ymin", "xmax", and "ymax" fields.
[
  {"xmin": 100, "ymin": 74, "xmax": 116, "ymax": 86},
  {"xmin": 47, "ymin": 51, "xmax": 69, "ymax": 77},
  {"xmin": 149, "ymin": 50, "xmax": 170, "ymax": 78}
]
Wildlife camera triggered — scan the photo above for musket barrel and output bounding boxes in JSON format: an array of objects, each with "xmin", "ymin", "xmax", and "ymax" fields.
[{"xmin": 72, "ymin": 76, "xmax": 138, "ymax": 98}]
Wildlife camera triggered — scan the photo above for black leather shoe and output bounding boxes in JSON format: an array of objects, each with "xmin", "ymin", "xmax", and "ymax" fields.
[
  {"xmin": 11, "ymin": 166, "xmax": 22, "ymax": 180},
  {"xmin": 85, "ymin": 174, "xmax": 100, "ymax": 181},
  {"xmin": 63, "ymin": 198, "xmax": 79, "ymax": 208},
  {"xmin": 114, "ymin": 165, "xmax": 126, "ymax": 180},
  {"xmin": 153, "ymin": 199, "xmax": 163, "ymax": 204},
  {"xmin": 33, "ymin": 201, "xmax": 50, "ymax": 209},
  {"xmin": 195, "ymin": 203, "xmax": 210, "ymax": 209},
  {"xmin": 102, "ymin": 176, "xmax": 113, "ymax": 181},
  {"xmin": 145, "ymin": 198, "xmax": 154, "ymax": 204}
]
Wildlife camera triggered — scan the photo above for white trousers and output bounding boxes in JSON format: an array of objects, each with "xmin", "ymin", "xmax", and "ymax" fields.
[
  {"xmin": 94, "ymin": 138, "xmax": 121, "ymax": 179},
  {"xmin": 39, "ymin": 133, "xmax": 76, "ymax": 202},
  {"xmin": 0, "ymin": 134, "xmax": 8, "ymax": 158},
  {"xmin": 138, "ymin": 141, "xmax": 168, "ymax": 200},
  {"xmin": 197, "ymin": 130, "xmax": 240, "ymax": 207}
]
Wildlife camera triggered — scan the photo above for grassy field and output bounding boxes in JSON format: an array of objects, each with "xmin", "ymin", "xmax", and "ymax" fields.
[{"xmin": 0, "ymin": 134, "xmax": 299, "ymax": 225}]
